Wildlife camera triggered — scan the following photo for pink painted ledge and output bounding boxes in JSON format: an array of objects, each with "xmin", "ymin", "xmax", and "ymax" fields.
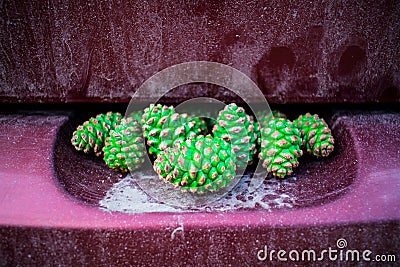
[{"xmin": 0, "ymin": 113, "xmax": 399, "ymax": 230}]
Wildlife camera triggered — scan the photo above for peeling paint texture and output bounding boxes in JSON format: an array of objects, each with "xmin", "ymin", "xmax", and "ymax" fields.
[{"xmin": 0, "ymin": 1, "xmax": 399, "ymax": 103}]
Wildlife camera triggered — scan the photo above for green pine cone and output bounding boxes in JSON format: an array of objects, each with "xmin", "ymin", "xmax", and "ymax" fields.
[
  {"xmin": 212, "ymin": 103, "xmax": 257, "ymax": 169},
  {"xmin": 182, "ymin": 113, "xmax": 208, "ymax": 137},
  {"xmin": 259, "ymin": 118, "xmax": 303, "ymax": 178},
  {"xmin": 103, "ymin": 117, "xmax": 145, "ymax": 172},
  {"xmin": 257, "ymin": 110, "xmax": 287, "ymax": 128},
  {"xmin": 254, "ymin": 110, "xmax": 287, "ymax": 142},
  {"xmin": 101, "ymin": 111, "xmax": 124, "ymax": 132},
  {"xmin": 142, "ymin": 104, "xmax": 188, "ymax": 157},
  {"xmin": 294, "ymin": 113, "xmax": 335, "ymax": 157},
  {"xmin": 71, "ymin": 112, "xmax": 122, "ymax": 156},
  {"xmin": 153, "ymin": 135, "xmax": 236, "ymax": 194},
  {"xmin": 185, "ymin": 110, "xmax": 216, "ymax": 129},
  {"xmin": 128, "ymin": 110, "xmax": 144, "ymax": 126}
]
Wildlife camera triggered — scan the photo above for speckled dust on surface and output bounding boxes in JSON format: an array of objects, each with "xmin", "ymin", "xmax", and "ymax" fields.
[
  {"xmin": 1, "ymin": 2, "xmax": 398, "ymax": 103},
  {"xmin": 99, "ymin": 172, "xmax": 297, "ymax": 213}
]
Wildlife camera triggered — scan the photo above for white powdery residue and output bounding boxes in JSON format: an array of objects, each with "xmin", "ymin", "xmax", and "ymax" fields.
[
  {"xmin": 203, "ymin": 175, "xmax": 297, "ymax": 212},
  {"xmin": 99, "ymin": 173, "xmax": 298, "ymax": 214},
  {"xmin": 99, "ymin": 175, "xmax": 185, "ymax": 213}
]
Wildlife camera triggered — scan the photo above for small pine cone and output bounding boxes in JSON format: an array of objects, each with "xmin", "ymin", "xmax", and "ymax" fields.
[
  {"xmin": 294, "ymin": 113, "xmax": 335, "ymax": 157},
  {"xmin": 212, "ymin": 103, "xmax": 258, "ymax": 169},
  {"xmin": 142, "ymin": 104, "xmax": 192, "ymax": 157},
  {"xmin": 259, "ymin": 118, "xmax": 303, "ymax": 178},
  {"xmin": 153, "ymin": 135, "xmax": 236, "ymax": 194},
  {"xmin": 128, "ymin": 110, "xmax": 144, "ymax": 126},
  {"xmin": 71, "ymin": 112, "xmax": 122, "ymax": 156},
  {"xmin": 254, "ymin": 110, "xmax": 287, "ymax": 145},
  {"xmin": 257, "ymin": 110, "xmax": 287, "ymax": 128},
  {"xmin": 182, "ymin": 114, "xmax": 208, "ymax": 137},
  {"xmin": 103, "ymin": 117, "xmax": 145, "ymax": 172}
]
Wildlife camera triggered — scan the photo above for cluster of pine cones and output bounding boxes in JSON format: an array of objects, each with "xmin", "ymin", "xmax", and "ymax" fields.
[{"xmin": 71, "ymin": 103, "xmax": 334, "ymax": 194}]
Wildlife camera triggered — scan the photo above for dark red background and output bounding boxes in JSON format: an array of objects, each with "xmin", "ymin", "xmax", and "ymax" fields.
[{"xmin": 0, "ymin": 1, "xmax": 399, "ymax": 103}]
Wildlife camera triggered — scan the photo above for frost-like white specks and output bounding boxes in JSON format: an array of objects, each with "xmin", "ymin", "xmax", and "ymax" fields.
[
  {"xmin": 99, "ymin": 175, "xmax": 182, "ymax": 213},
  {"xmin": 100, "ymin": 173, "xmax": 297, "ymax": 213}
]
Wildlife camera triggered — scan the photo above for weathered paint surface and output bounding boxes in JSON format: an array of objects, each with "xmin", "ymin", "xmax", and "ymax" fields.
[{"xmin": 0, "ymin": 1, "xmax": 399, "ymax": 103}]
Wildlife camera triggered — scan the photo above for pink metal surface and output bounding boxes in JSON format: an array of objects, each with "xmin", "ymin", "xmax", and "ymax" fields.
[
  {"xmin": 0, "ymin": 113, "xmax": 398, "ymax": 230},
  {"xmin": 1, "ymin": 112, "xmax": 399, "ymax": 265}
]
